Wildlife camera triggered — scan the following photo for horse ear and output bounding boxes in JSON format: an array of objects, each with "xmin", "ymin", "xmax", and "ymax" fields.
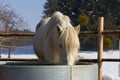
[
  {"xmin": 75, "ymin": 25, "xmax": 80, "ymax": 34},
  {"xmin": 57, "ymin": 24, "xmax": 63, "ymax": 35}
]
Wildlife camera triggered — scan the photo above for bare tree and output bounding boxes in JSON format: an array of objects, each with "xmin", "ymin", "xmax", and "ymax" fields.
[
  {"xmin": 0, "ymin": 1, "xmax": 28, "ymax": 33},
  {"xmin": 0, "ymin": 1, "xmax": 28, "ymax": 56}
]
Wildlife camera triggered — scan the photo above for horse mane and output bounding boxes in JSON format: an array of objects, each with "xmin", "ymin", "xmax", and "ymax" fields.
[
  {"xmin": 36, "ymin": 11, "xmax": 72, "ymax": 32},
  {"xmin": 47, "ymin": 11, "xmax": 72, "ymax": 28},
  {"xmin": 35, "ymin": 11, "xmax": 78, "ymax": 49},
  {"xmin": 36, "ymin": 17, "xmax": 51, "ymax": 31},
  {"xmin": 60, "ymin": 27, "xmax": 80, "ymax": 51},
  {"xmin": 47, "ymin": 12, "xmax": 80, "ymax": 52}
]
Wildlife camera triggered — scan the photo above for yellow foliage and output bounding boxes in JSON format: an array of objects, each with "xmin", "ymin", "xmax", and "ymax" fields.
[
  {"xmin": 77, "ymin": 14, "xmax": 89, "ymax": 26},
  {"xmin": 103, "ymin": 38, "xmax": 112, "ymax": 49}
]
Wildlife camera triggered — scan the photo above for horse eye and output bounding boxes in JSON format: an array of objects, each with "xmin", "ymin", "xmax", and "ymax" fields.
[{"xmin": 59, "ymin": 44, "xmax": 62, "ymax": 48}]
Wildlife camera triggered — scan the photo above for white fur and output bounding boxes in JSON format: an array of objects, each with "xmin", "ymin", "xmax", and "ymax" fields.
[{"xmin": 33, "ymin": 11, "xmax": 80, "ymax": 65}]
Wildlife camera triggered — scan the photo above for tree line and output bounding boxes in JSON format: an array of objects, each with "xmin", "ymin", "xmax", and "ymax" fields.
[
  {"xmin": 43, "ymin": 0, "xmax": 120, "ymax": 50},
  {"xmin": 0, "ymin": 1, "xmax": 31, "ymax": 47}
]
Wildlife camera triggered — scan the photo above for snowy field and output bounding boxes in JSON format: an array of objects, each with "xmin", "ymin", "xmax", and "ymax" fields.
[
  {"xmin": 0, "ymin": 47, "xmax": 120, "ymax": 79},
  {"xmin": 80, "ymin": 50, "xmax": 120, "ymax": 78}
]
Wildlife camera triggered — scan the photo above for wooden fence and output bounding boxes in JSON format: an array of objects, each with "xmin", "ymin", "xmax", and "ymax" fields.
[{"xmin": 0, "ymin": 17, "xmax": 120, "ymax": 80}]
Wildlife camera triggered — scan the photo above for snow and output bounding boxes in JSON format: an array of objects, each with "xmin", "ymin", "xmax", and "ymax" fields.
[
  {"xmin": 80, "ymin": 50, "xmax": 120, "ymax": 77},
  {"xmin": 1, "ymin": 54, "xmax": 38, "ymax": 59},
  {"xmin": 0, "ymin": 49, "xmax": 120, "ymax": 79}
]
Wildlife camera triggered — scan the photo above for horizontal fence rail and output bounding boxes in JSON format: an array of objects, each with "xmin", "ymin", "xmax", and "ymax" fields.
[
  {"xmin": 0, "ymin": 58, "xmax": 120, "ymax": 62},
  {"xmin": 0, "ymin": 58, "xmax": 38, "ymax": 61},
  {"xmin": 0, "ymin": 32, "xmax": 34, "ymax": 36},
  {"xmin": 80, "ymin": 30, "xmax": 120, "ymax": 34},
  {"xmin": 0, "ymin": 30, "xmax": 120, "ymax": 36}
]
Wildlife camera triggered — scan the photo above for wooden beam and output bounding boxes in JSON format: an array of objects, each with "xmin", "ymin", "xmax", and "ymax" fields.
[
  {"xmin": 98, "ymin": 17, "xmax": 104, "ymax": 80},
  {"xmin": 102, "ymin": 30, "xmax": 120, "ymax": 34},
  {"xmin": 0, "ymin": 58, "xmax": 38, "ymax": 61},
  {"xmin": 0, "ymin": 30, "xmax": 120, "ymax": 37},
  {"xmin": 0, "ymin": 58, "xmax": 119, "ymax": 62},
  {"xmin": 102, "ymin": 59, "xmax": 120, "ymax": 62},
  {"xmin": 78, "ymin": 59, "xmax": 98, "ymax": 63},
  {"xmin": 78, "ymin": 59, "xmax": 120, "ymax": 62},
  {"xmin": 79, "ymin": 31, "xmax": 98, "ymax": 34},
  {"xmin": 80, "ymin": 30, "xmax": 120, "ymax": 34},
  {"xmin": 0, "ymin": 33, "xmax": 34, "ymax": 36}
]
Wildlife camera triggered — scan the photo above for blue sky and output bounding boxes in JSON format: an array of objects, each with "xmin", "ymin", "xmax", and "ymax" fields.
[{"xmin": 4, "ymin": 0, "xmax": 46, "ymax": 32}]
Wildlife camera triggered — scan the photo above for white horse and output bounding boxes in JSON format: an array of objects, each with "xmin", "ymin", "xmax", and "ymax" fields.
[{"xmin": 33, "ymin": 11, "xmax": 80, "ymax": 65}]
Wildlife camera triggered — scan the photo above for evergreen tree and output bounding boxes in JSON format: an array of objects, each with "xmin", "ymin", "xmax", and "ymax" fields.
[
  {"xmin": 43, "ymin": 0, "xmax": 58, "ymax": 17},
  {"xmin": 43, "ymin": 0, "xmax": 120, "ymax": 50}
]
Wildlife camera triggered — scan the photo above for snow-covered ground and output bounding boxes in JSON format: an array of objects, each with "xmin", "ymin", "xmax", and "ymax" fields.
[
  {"xmin": 80, "ymin": 50, "xmax": 120, "ymax": 78},
  {"xmin": 0, "ymin": 49, "xmax": 120, "ymax": 79}
]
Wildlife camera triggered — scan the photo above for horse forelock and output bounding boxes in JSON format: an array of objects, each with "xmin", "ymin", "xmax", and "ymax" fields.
[{"xmin": 59, "ymin": 27, "xmax": 80, "ymax": 51}]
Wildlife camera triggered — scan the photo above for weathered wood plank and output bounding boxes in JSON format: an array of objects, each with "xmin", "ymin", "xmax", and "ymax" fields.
[
  {"xmin": 0, "ymin": 58, "xmax": 120, "ymax": 62},
  {"xmin": 0, "ymin": 30, "xmax": 119, "ymax": 37},
  {"xmin": 0, "ymin": 58, "xmax": 38, "ymax": 61},
  {"xmin": 98, "ymin": 17, "xmax": 104, "ymax": 80},
  {"xmin": 0, "ymin": 33, "xmax": 34, "ymax": 36},
  {"xmin": 102, "ymin": 30, "xmax": 120, "ymax": 34}
]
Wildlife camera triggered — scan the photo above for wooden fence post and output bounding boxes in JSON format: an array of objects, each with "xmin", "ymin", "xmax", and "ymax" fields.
[
  {"xmin": 118, "ymin": 40, "xmax": 120, "ymax": 77},
  {"xmin": 98, "ymin": 17, "xmax": 104, "ymax": 80},
  {"xmin": 8, "ymin": 47, "xmax": 11, "ymax": 58}
]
